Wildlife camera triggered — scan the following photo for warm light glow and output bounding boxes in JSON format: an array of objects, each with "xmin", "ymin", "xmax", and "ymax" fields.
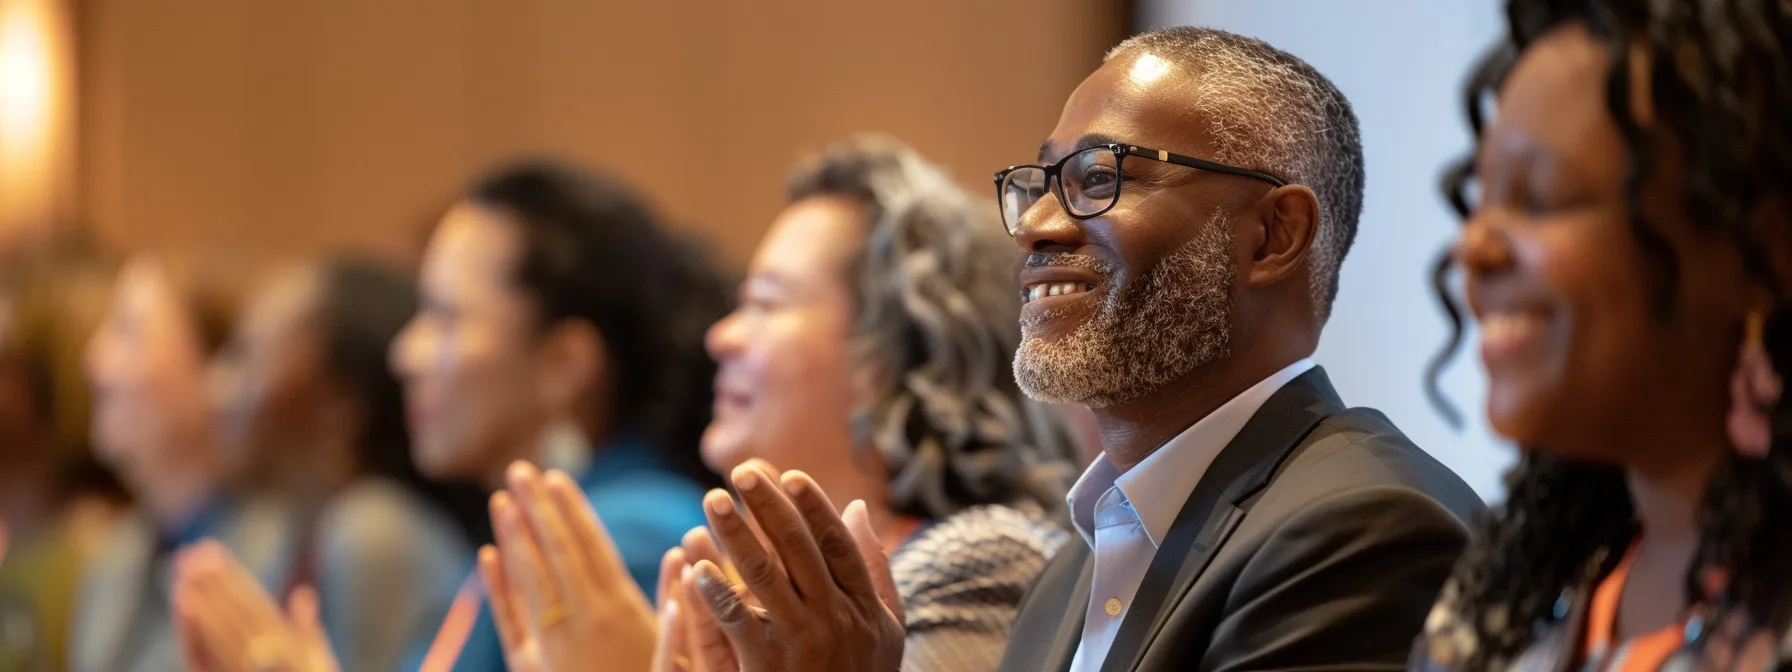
[
  {"xmin": 0, "ymin": 0, "xmax": 72, "ymax": 238},
  {"xmin": 1127, "ymin": 53, "xmax": 1173, "ymax": 86},
  {"xmin": 0, "ymin": 1, "xmax": 50, "ymax": 139}
]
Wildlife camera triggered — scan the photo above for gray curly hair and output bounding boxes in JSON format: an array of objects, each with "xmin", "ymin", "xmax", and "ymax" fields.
[{"xmin": 787, "ymin": 134, "xmax": 1079, "ymax": 520}]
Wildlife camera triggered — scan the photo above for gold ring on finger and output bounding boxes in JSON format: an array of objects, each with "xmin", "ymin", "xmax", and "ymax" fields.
[{"xmin": 537, "ymin": 601, "xmax": 569, "ymax": 630}]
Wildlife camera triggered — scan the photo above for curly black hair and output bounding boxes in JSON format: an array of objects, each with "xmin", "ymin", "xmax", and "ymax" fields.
[{"xmin": 1429, "ymin": 0, "xmax": 1792, "ymax": 667}]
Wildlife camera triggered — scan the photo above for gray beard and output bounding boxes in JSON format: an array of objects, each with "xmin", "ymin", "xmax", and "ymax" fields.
[{"xmin": 1013, "ymin": 211, "xmax": 1235, "ymax": 408}]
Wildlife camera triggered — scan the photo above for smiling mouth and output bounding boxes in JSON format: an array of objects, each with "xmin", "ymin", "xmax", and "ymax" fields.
[
  {"xmin": 1021, "ymin": 281, "xmax": 1098, "ymax": 305},
  {"xmin": 1478, "ymin": 310, "xmax": 1551, "ymax": 360}
]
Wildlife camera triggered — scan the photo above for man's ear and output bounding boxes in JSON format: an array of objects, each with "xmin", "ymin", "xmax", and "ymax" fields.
[
  {"xmin": 1246, "ymin": 184, "xmax": 1321, "ymax": 288},
  {"xmin": 535, "ymin": 319, "xmax": 607, "ymax": 413}
]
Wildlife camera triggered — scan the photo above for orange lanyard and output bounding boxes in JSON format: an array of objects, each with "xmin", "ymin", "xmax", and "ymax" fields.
[
  {"xmin": 418, "ymin": 571, "xmax": 485, "ymax": 672},
  {"xmin": 1584, "ymin": 543, "xmax": 1686, "ymax": 672}
]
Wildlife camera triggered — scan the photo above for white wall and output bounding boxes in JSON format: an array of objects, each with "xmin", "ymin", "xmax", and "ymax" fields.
[{"xmin": 1139, "ymin": 0, "xmax": 1512, "ymax": 499}]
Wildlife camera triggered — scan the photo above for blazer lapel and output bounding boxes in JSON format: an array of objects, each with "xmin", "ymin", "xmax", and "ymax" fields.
[
  {"xmin": 996, "ymin": 540, "xmax": 1096, "ymax": 672},
  {"xmin": 1050, "ymin": 551, "xmax": 1097, "ymax": 672},
  {"xmin": 1099, "ymin": 367, "xmax": 1347, "ymax": 672}
]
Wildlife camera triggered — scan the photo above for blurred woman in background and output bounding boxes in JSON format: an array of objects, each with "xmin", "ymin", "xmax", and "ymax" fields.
[
  {"xmin": 169, "ymin": 159, "xmax": 731, "ymax": 672},
  {"xmin": 468, "ymin": 134, "xmax": 1082, "ymax": 672},
  {"xmin": 1414, "ymin": 0, "xmax": 1792, "ymax": 669},
  {"xmin": 693, "ymin": 134, "xmax": 1078, "ymax": 670},
  {"xmin": 206, "ymin": 257, "xmax": 481, "ymax": 671},
  {"xmin": 391, "ymin": 159, "xmax": 729, "ymax": 671},
  {"xmin": 71, "ymin": 253, "xmax": 284, "ymax": 672},
  {"xmin": 0, "ymin": 242, "xmax": 129, "ymax": 672}
]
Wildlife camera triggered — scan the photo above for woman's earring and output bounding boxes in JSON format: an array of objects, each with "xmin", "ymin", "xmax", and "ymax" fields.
[{"xmin": 1726, "ymin": 311, "xmax": 1782, "ymax": 458}]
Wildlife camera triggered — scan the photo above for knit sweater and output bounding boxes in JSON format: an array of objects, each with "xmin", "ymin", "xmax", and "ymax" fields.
[{"xmin": 891, "ymin": 502, "xmax": 1069, "ymax": 672}]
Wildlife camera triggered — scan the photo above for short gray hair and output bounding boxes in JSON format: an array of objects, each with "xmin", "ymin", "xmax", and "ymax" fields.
[
  {"xmin": 787, "ymin": 134, "xmax": 1078, "ymax": 520},
  {"xmin": 1109, "ymin": 26, "xmax": 1365, "ymax": 320}
]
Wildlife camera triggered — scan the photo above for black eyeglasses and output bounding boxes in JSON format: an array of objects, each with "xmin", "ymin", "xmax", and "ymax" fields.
[{"xmin": 992, "ymin": 143, "xmax": 1287, "ymax": 234}]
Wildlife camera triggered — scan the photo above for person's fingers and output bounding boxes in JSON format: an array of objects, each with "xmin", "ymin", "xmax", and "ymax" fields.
[
  {"xmin": 180, "ymin": 542, "xmax": 283, "ymax": 640},
  {"xmin": 657, "ymin": 547, "xmax": 687, "ymax": 612},
  {"xmin": 545, "ymin": 468, "xmax": 639, "ymax": 600},
  {"xmin": 286, "ymin": 585, "xmax": 324, "ymax": 646},
  {"xmin": 685, "ymin": 563, "xmax": 745, "ymax": 672},
  {"xmin": 477, "ymin": 545, "xmax": 531, "ymax": 656},
  {"xmin": 680, "ymin": 528, "xmax": 728, "ymax": 578},
  {"xmin": 172, "ymin": 570, "xmax": 250, "ymax": 670},
  {"xmin": 738, "ymin": 458, "xmax": 783, "ymax": 483},
  {"xmin": 691, "ymin": 559, "xmax": 761, "ymax": 630},
  {"xmin": 286, "ymin": 585, "xmax": 340, "ymax": 670},
  {"xmin": 843, "ymin": 499, "xmax": 904, "ymax": 623},
  {"xmin": 171, "ymin": 581, "xmax": 222, "ymax": 672},
  {"xmin": 651, "ymin": 598, "xmax": 689, "ymax": 672},
  {"xmin": 728, "ymin": 465, "xmax": 835, "ymax": 605},
  {"xmin": 778, "ymin": 471, "xmax": 880, "ymax": 609},
  {"xmin": 733, "ymin": 464, "xmax": 788, "ymax": 583},
  {"xmin": 683, "ymin": 527, "xmax": 756, "ymax": 609},
  {"xmin": 701, "ymin": 488, "xmax": 799, "ymax": 615},
  {"xmin": 491, "ymin": 491, "xmax": 559, "ymax": 620},
  {"xmin": 508, "ymin": 462, "xmax": 598, "ymax": 605}
]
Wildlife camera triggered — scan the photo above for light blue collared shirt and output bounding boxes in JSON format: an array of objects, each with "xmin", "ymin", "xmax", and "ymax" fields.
[{"xmin": 1065, "ymin": 358, "xmax": 1315, "ymax": 672}]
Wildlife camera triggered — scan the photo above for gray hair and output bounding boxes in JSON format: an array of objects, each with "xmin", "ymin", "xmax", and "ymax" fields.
[
  {"xmin": 787, "ymin": 134, "xmax": 1079, "ymax": 520},
  {"xmin": 1109, "ymin": 27, "xmax": 1366, "ymax": 320}
]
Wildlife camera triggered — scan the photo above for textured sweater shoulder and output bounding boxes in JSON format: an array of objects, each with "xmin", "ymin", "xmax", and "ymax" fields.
[{"xmin": 891, "ymin": 502, "xmax": 1069, "ymax": 672}]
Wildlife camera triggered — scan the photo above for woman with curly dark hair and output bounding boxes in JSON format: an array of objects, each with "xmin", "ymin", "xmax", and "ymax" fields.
[{"xmin": 1415, "ymin": 1, "xmax": 1792, "ymax": 670}]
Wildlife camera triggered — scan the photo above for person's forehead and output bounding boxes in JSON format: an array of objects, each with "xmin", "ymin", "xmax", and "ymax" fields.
[
  {"xmin": 1484, "ymin": 25, "xmax": 1616, "ymax": 174},
  {"xmin": 1040, "ymin": 51, "xmax": 1219, "ymax": 163},
  {"xmin": 750, "ymin": 197, "xmax": 866, "ymax": 282},
  {"xmin": 425, "ymin": 204, "xmax": 521, "ymax": 290}
]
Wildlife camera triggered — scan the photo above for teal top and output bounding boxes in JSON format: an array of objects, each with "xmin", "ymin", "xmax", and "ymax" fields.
[{"xmin": 419, "ymin": 439, "xmax": 709, "ymax": 672}]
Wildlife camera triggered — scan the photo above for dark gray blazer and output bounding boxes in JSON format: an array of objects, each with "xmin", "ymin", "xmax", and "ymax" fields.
[{"xmin": 995, "ymin": 367, "xmax": 1484, "ymax": 672}]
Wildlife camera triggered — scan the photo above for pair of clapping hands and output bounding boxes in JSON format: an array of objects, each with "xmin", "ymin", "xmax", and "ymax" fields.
[{"xmin": 170, "ymin": 460, "xmax": 905, "ymax": 672}]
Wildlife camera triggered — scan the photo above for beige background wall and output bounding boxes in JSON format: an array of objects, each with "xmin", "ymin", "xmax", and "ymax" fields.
[{"xmin": 70, "ymin": 0, "xmax": 1128, "ymax": 268}]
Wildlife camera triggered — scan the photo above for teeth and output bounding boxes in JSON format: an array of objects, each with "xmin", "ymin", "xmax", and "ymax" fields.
[
  {"xmin": 1480, "ymin": 312, "xmax": 1543, "ymax": 345},
  {"xmin": 1022, "ymin": 282, "xmax": 1093, "ymax": 304}
]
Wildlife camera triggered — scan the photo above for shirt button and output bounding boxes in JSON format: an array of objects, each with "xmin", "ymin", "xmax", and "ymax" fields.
[{"xmin": 1105, "ymin": 598, "xmax": 1123, "ymax": 616}]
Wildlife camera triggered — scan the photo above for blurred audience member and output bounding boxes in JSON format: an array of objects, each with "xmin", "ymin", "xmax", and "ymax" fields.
[
  {"xmin": 391, "ymin": 159, "xmax": 727, "ymax": 671},
  {"xmin": 70, "ymin": 253, "xmax": 289, "ymax": 672},
  {"xmin": 0, "ymin": 245, "xmax": 129, "ymax": 672},
  {"xmin": 699, "ymin": 134, "xmax": 1078, "ymax": 668},
  {"xmin": 472, "ymin": 135, "xmax": 1083, "ymax": 672},
  {"xmin": 208, "ymin": 257, "xmax": 479, "ymax": 671},
  {"xmin": 1414, "ymin": 1, "xmax": 1792, "ymax": 670}
]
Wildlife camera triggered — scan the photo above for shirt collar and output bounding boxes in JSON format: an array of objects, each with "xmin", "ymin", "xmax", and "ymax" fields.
[
  {"xmin": 1066, "ymin": 358, "xmax": 1316, "ymax": 548},
  {"xmin": 1066, "ymin": 453, "xmax": 1122, "ymax": 547}
]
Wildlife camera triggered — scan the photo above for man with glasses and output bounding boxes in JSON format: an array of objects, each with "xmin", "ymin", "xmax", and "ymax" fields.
[
  {"xmin": 983, "ymin": 27, "xmax": 1484, "ymax": 672},
  {"xmin": 671, "ymin": 26, "xmax": 1483, "ymax": 672}
]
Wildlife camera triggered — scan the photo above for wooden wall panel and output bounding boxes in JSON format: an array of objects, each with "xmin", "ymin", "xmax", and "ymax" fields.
[{"xmin": 76, "ymin": 0, "xmax": 1127, "ymax": 267}]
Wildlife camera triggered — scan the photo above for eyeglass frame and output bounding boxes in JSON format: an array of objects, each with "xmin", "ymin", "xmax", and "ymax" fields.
[{"xmin": 991, "ymin": 143, "xmax": 1288, "ymax": 233}]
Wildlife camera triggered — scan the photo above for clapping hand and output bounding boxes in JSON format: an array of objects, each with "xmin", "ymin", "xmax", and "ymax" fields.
[
  {"xmin": 649, "ymin": 526, "xmax": 747, "ymax": 672},
  {"xmin": 687, "ymin": 464, "xmax": 905, "ymax": 672},
  {"xmin": 171, "ymin": 541, "xmax": 342, "ymax": 672},
  {"xmin": 478, "ymin": 461, "xmax": 659, "ymax": 672}
]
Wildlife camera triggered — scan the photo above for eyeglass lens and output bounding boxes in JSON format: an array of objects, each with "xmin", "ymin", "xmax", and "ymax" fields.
[{"xmin": 999, "ymin": 146, "xmax": 1123, "ymax": 232}]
